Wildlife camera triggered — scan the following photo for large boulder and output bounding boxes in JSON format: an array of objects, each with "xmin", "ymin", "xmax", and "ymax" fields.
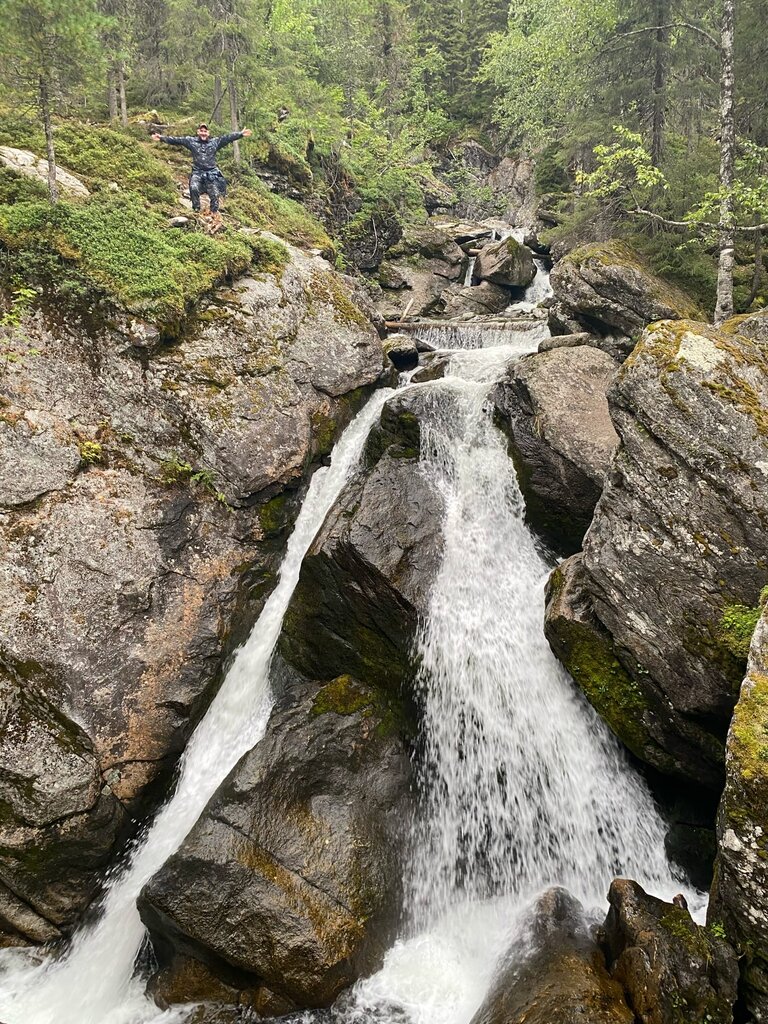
[
  {"xmin": 545, "ymin": 318, "xmax": 768, "ymax": 787},
  {"xmin": 279, "ymin": 388, "xmax": 444, "ymax": 695},
  {"xmin": 493, "ymin": 346, "xmax": 619, "ymax": 553},
  {"xmin": 0, "ymin": 241, "xmax": 384, "ymax": 942},
  {"xmin": 139, "ymin": 665, "xmax": 411, "ymax": 1012},
  {"xmin": 710, "ymin": 606, "xmax": 768, "ymax": 1020},
  {"xmin": 549, "ymin": 241, "xmax": 699, "ymax": 341},
  {"xmin": 442, "ymin": 281, "xmax": 512, "ymax": 317},
  {"xmin": 604, "ymin": 879, "xmax": 738, "ymax": 1024},
  {"xmin": 0, "ymin": 146, "xmax": 90, "ymax": 198},
  {"xmin": 474, "ymin": 236, "xmax": 535, "ymax": 289},
  {"xmin": 470, "ymin": 888, "xmax": 633, "ymax": 1024}
]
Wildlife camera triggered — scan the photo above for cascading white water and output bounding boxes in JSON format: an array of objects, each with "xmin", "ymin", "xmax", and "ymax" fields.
[
  {"xmin": 0, "ymin": 388, "xmax": 396, "ymax": 1024},
  {"xmin": 463, "ymin": 256, "xmax": 477, "ymax": 287},
  {"xmin": 509, "ymin": 256, "xmax": 554, "ymax": 313},
  {"xmin": 412, "ymin": 321, "xmax": 550, "ymax": 352},
  {"xmin": 346, "ymin": 331, "xmax": 698, "ymax": 1024}
]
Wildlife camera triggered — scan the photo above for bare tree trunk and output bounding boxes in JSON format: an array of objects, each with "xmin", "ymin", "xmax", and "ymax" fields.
[
  {"xmin": 108, "ymin": 66, "xmax": 118, "ymax": 121},
  {"xmin": 227, "ymin": 72, "xmax": 241, "ymax": 165},
  {"xmin": 748, "ymin": 220, "xmax": 763, "ymax": 308},
  {"xmin": 39, "ymin": 72, "xmax": 59, "ymax": 204},
  {"xmin": 715, "ymin": 0, "xmax": 736, "ymax": 325},
  {"xmin": 212, "ymin": 75, "xmax": 224, "ymax": 123},
  {"xmin": 651, "ymin": 0, "xmax": 670, "ymax": 166},
  {"xmin": 118, "ymin": 62, "xmax": 128, "ymax": 127}
]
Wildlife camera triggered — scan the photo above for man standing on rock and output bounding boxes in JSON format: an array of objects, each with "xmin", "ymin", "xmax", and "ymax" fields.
[{"xmin": 151, "ymin": 122, "xmax": 252, "ymax": 228}]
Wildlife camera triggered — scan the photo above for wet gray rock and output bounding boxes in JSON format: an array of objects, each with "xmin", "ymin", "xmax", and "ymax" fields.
[
  {"xmin": 545, "ymin": 318, "xmax": 768, "ymax": 786},
  {"xmin": 710, "ymin": 606, "xmax": 768, "ymax": 1020},
  {"xmin": 470, "ymin": 888, "xmax": 633, "ymax": 1024},
  {"xmin": 279, "ymin": 388, "xmax": 444, "ymax": 694},
  {"xmin": 139, "ymin": 666, "xmax": 412, "ymax": 1011},
  {"xmin": 382, "ymin": 333, "xmax": 419, "ymax": 371},
  {"xmin": 493, "ymin": 346, "xmax": 619, "ymax": 553},
  {"xmin": 0, "ymin": 240, "xmax": 384, "ymax": 941},
  {"xmin": 538, "ymin": 331, "xmax": 630, "ymax": 364},
  {"xmin": 549, "ymin": 241, "xmax": 699, "ymax": 339},
  {"xmin": 442, "ymin": 281, "xmax": 512, "ymax": 317},
  {"xmin": 604, "ymin": 879, "xmax": 738, "ymax": 1024},
  {"xmin": 475, "ymin": 237, "xmax": 535, "ymax": 289}
]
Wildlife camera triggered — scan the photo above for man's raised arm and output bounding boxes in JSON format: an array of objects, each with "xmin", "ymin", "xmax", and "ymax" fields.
[
  {"xmin": 215, "ymin": 128, "xmax": 253, "ymax": 150},
  {"xmin": 150, "ymin": 133, "xmax": 194, "ymax": 147}
]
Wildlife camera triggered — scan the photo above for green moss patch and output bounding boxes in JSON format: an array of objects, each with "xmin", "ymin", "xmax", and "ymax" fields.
[
  {"xmin": 730, "ymin": 671, "xmax": 768, "ymax": 785},
  {"xmin": 718, "ymin": 602, "xmax": 763, "ymax": 661},
  {"xmin": 0, "ymin": 194, "xmax": 255, "ymax": 325},
  {"xmin": 312, "ymin": 675, "xmax": 376, "ymax": 717}
]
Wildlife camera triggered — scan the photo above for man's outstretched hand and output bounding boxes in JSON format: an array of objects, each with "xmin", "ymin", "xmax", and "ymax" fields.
[
  {"xmin": 151, "ymin": 133, "xmax": 161, "ymax": 141},
  {"xmin": 242, "ymin": 128, "xmax": 252, "ymax": 137}
]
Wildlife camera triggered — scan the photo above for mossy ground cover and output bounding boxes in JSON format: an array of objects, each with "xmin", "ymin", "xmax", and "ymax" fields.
[{"xmin": 0, "ymin": 114, "xmax": 328, "ymax": 326}]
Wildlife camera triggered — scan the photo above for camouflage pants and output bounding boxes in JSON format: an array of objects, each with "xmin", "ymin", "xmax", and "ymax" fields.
[{"xmin": 189, "ymin": 169, "xmax": 227, "ymax": 212}]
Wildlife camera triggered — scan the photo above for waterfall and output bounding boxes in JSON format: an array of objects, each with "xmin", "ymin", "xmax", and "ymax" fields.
[
  {"xmin": 346, "ymin": 337, "xmax": 697, "ymax": 1024},
  {"xmin": 412, "ymin": 321, "xmax": 550, "ymax": 353},
  {"xmin": 463, "ymin": 256, "xmax": 477, "ymax": 288},
  {"xmin": 0, "ymin": 388, "xmax": 397, "ymax": 1024},
  {"xmin": 509, "ymin": 256, "xmax": 554, "ymax": 314}
]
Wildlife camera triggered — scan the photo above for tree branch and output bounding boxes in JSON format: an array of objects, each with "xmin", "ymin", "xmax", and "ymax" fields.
[
  {"xmin": 612, "ymin": 22, "xmax": 719, "ymax": 48},
  {"xmin": 631, "ymin": 207, "xmax": 768, "ymax": 232}
]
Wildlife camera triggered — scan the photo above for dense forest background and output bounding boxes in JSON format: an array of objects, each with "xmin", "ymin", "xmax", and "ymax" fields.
[{"xmin": 1, "ymin": 0, "xmax": 768, "ymax": 317}]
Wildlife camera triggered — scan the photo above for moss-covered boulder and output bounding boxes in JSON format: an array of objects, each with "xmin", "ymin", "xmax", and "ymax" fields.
[
  {"xmin": 710, "ymin": 606, "xmax": 768, "ymax": 1020},
  {"xmin": 492, "ymin": 345, "xmax": 619, "ymax": 554},
  {"xmin": 474, "ymin": 235, "xmax": 536, "ymax": 289},
  {"xmin": 546, "ymin": 318, "xmax": 768, "ymax": 787},
  {"xmin": 549, "ymin": 240, "xmax": 700, "ymax": 343},
  {"xmin": 139, "ymin": 664, "xmax": 411, "ymax": 1012},
  {"xmin": 279, "ymin": 388, "xmax": 444, "ymax": 696},
  {"xmin": 0, "ymin": 240, "xmax": 384, "ymax": 942},
  {"xmin": 604, "ymin": 879, "xmax": 738, "ymax": 1024},
  {"xmin": 470, "ymin": 888, "xmax": 633, "ymax": 1024}
]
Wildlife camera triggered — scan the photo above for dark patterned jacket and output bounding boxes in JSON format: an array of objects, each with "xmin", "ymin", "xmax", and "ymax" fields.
[{"xmin": 157, "ymin": 132, "xmax": 244, "ymax": 172}]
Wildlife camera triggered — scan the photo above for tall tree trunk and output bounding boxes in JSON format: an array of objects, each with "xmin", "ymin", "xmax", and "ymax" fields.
[
  {"xmin": 108, "ymin": 66, "xmax": 118, "ymax": 121},
  {"xmin": 212, "ymin": 75, "xmax": 224, "ymax": 123},
  {"xmin": 39, "ymin": 72, "xmax": 59, "ymax": 204},
  {"xmin": 118, "ymin": 62, "xmax": 128, "ymax": 127},
  {"xmin": 651, "ymin": 0, "xmax": 670, "ymax": 167},
  {"xmin": 227, "ymin": 72, "xmax": 241, "ymax": 165},
  {"xmin": 715, "ymin": 0, "xmax": 736, "ymax": 325},
  {"xmin": 748, "ymin": 220, "xmax": 763, "ymax": 308}
]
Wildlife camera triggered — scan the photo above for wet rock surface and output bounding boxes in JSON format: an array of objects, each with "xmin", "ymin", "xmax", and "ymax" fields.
[
  {"xmin": 0, "ymin": 240, "xmax": 384, "ymax": 940},
  {"xmin": 604, "ymin": 879, "xmax": 738, "ymax": 1024},
  {"xmin": 139, "ymin": 665, "xmax": 411, "ymax": 1011},
  {"xmin": 470, "ymin": 888, "xmax": 633, "ymax": 1024},
  {"xmin": 710, "ymin": 607, "xmax": 768, "ymax": 1020},
  {"xmin": 474, "ymin": 236, "xmax": 535, "ymax": 289},
  {"xmin": 549, "ymin": 241, "xmax": 699, "ymax": 340},
  {"xmin": 279, "ymin": 388, "xmax": 444, "ymax": 695},
  {"xmin": 545, "ymin": 318, "xmax": 768, "ymax": 786},
  {"xmin": 493, "ymin": 345, "xmax": 619, "ymax": 552}
]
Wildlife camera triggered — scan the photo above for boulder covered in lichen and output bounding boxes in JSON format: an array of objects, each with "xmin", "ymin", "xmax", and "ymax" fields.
[
  {"xmin": 604, "ymin": 879, "xmax": 737, "ymax": 1024},
  {"xmin": 710, "ymin": 606, "xmax": 768, "ymax": 1020},
  {"xmin": 0, "ymin": 240, "xmax": 384, "ymax": 942},
  {"xmin": 470, "ymin": 888, "xmax": 633, "ymax": 1024},
  {"xmin": 493, "ymin": 345, "xmax": 619, "ymax": 553},
  {"xmin": 139, "ymin": 662, "xmax": 411, "ymax": 1012},
  {"xmin": 474, "ymin": 235, "xmax": 536, "ymax": 289},
  {"xmin": 545, "ymin": 318, "xmax": 768, "ymax": 786},
  {"xmin": 549, "ymin": 240, "xmax": 699, "ymax": 341}
]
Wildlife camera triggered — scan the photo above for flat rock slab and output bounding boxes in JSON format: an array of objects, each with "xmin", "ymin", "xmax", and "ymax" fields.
[{"xmin": 0, "ymin": 146, "xmax": 90, "ymax": 197}]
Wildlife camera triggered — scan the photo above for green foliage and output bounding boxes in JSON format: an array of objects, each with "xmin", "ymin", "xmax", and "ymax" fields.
[
  {"xmin": 0, "ymin": 194, "xmax": 254, "ymax": 322},
  {"xmin": 0, "ymin": 284, "xmax": 40, "ymax": 369},
  {"xmin": 159, "ymin": 456, "xmax": 227, "ymax": 502},
  {"xmin": 579, "ymin": 126, "xmax": 665, "ymax": 205},
  {"xmin": 78, "ymin": 440, "xmax": 103, "ymax": 465},
  {"xmin": 718, "ymin": 600, "xmax": 765, "ymax": 661}
]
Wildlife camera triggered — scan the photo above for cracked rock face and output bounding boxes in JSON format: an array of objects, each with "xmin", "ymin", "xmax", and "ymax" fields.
[
  {"xmin": 549, "ymin": 240, "xmax": 699, "ymax": 340},
  {"xmin": 711, "ymin": 607, "xmax": 768, "ymax": 1020},
  {"xmin": 0, "ymin": 240, "xmax": 384, "ymax": 942},
  {"xmin": 545, "ymin": 318, "xmax": 768, "ymax": 787},
  {"xmin": 138, "ymin": 666, "xmax": 412, "ymax": 1011}
]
